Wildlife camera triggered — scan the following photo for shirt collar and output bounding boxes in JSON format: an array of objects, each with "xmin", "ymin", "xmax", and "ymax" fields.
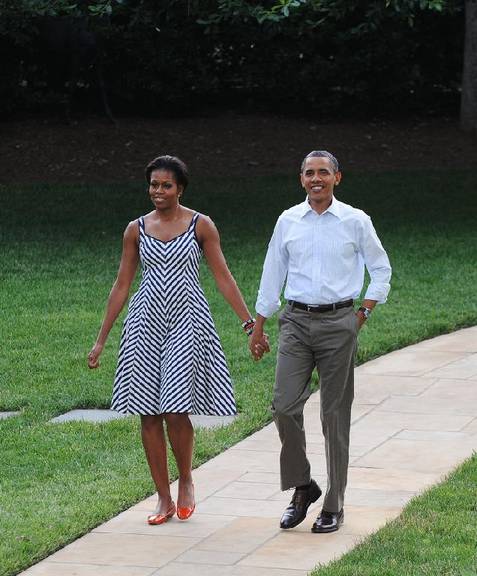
[{"xmin": 298, "ymin": 196, "xmax": 343, "ymax": 220}]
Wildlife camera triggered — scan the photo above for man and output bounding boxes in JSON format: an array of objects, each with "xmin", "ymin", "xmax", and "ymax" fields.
[{"xmin": 250, "ymin": 150, "xmax": 391, "ymax": 533}]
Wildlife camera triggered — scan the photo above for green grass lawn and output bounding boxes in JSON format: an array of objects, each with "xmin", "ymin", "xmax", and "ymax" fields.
[
  {"xmin": 1, "ymin": 170, "xmax": 476, "ymax": 576},
  {"xmin": 312, "ymin": 453, "xmax": 477, "ymax": 576}
]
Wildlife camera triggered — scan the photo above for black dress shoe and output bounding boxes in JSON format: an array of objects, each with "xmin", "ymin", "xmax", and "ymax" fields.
[
  {"xmin": 280, "ymin": 479, "xmax": 322, "ymax": 529},
  {"xmin": 311, "ymin": 509, "xmax": 344, "ymax": 533}
]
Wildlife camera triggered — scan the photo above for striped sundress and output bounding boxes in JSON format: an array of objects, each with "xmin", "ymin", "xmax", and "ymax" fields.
[{"xmin": 111, "ymin": 213, "xmax": 236, "ymax": 416}]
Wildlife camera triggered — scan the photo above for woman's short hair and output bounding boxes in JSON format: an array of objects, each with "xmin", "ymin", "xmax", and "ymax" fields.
[{"xmin": 145, "ymin": 155, "xmax": 189, "ymax": 190}]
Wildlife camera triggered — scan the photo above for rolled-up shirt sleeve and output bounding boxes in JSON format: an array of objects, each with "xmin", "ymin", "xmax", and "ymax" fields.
[
  {"xmin": 359, "ymin": 216, "xmax": 392, "ymax": 303},
  {"xmin": 256, "ymin": 216, "xmax": 289, "ymax": 318}
]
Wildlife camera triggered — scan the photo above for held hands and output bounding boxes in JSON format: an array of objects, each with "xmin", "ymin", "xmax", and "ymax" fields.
[
  {"xmin": 87, "ymin": 343, "xmax": 104, "ymax": 369},
  {"xmin": 355, "ymin": 310, "xmax": 366, "ymax": 331},
  {"xmin": 249, "ymin": 330, "xmax": 270, "ymax": 361}
]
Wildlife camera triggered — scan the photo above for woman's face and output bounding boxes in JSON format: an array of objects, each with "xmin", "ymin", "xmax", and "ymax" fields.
[{"xmin": 149, "ymin": 169, "xmax": 182, "ymax": 209}]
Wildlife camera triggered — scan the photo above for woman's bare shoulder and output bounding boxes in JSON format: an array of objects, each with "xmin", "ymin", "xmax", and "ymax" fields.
[{"xmin": 123, "ymin": 218, "xmax": 142, "ymax": 241}]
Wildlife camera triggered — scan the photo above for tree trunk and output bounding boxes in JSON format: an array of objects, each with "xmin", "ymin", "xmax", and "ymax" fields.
[{"xmin": 461, "ymin": 0, "xmax": 477, "ymax": 133}]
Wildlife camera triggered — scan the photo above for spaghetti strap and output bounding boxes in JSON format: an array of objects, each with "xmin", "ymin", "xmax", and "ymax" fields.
[
  {"xmin": 191, "ymin": 212, "xmax": 201, "ymax": 246},
  {"xmin": 138, "ymin": 216, "xmax": 145, "ymax": 234}
]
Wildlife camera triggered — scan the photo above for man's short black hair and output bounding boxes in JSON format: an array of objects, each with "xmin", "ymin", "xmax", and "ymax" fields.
[{"xmin": 301, "ymin": 151, "xmax": 339, "ymax": 173}]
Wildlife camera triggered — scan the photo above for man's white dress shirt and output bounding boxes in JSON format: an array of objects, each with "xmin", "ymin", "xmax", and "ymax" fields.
[{"xmin": 256, "ymin": 197, "xmax": 392, "ymax": 318}]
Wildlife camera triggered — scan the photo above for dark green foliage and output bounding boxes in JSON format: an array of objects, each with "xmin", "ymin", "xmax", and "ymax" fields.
[{"xmin": 0, "ymin": 0, "xmax": 464, "ymax": 118}]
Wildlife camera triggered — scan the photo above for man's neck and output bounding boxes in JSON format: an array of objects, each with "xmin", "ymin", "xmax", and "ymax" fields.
[{"xmin": 308, "ymin": 196, "xmax": 333, "ymax": 215}]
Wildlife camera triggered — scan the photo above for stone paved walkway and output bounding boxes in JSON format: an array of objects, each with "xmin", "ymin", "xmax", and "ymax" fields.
[{"xmin": 21, "ymin": 326, "xmax": 477, "ymax": 576}]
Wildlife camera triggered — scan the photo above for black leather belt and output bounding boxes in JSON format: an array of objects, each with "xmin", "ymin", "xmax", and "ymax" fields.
[{"xmin": 288, "ymin": 299, "xmax": 354, "ymax": 313}]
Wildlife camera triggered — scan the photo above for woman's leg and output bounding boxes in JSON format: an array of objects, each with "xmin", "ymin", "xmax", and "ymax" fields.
[
  {"xmin": 140, "ymin": 415, "xmax": 173, "ymax": 514},
  {"xmin": 164, "ymin": 413, "xmax": 195, "ymax": 508}
]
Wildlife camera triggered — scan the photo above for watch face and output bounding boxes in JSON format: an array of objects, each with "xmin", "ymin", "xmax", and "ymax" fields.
[{"xmin": 359, "ymin": 307, "xmax": 371, "ymax": 319}]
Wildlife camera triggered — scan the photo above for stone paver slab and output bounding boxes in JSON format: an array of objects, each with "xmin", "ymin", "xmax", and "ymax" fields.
[
  {"xmin": 231, "ymin": 568, "xmax": 309, "ymax": 576},
  {"xmin": 174, "ymin": 549, "xmax": 245, "ymax": 565},
  {"xmin": 410, "ymin": 328, "xmax": 477, "ymax": 352},
  {"xmin": 395, "ymin": 429, "xmax": 472, "ymax": 442},
  {"xmin": 418, "ymin": 378, "xmax": 477, "ymax": 404},
  {"xmin": 354, "ymin": 437, "xmax": 476, "ymax": 473},
  {"xmin": 353, "ymin": 374, "xmax": 436, "ymax": 404},
  {"xmin": 337, "ymin": 505, "xmax": 402, "ymax": 536},
  {"xmin": 189, "ymin": 467, "xmax": 247, "ymax": 502},
  {"xmin": 94, "ymin": 509, "xmax": 236, "ymax": 538},
  {"xmin": 238, "ymin": 531, "xmax": 360, "ymax": 571},
  {"xmin": 195, "ymin": 516, "xmax": 278, "ymax": 554},
  {"xmin": 462, "ymin": 418, "xmax": 477, "ymax": 435},
  {"xmin": 214, "ymin": 481, "xmax": 280, "ymax": 500},
  {"xmin": 21, "ymin": 563, "xmax": 155, "ymax": 576},
  {"xmin": 345, "ymin": 487, "xmax": 417, "ymax": 508},
  {"xmin": 200, "ymin": 449, "xmax": 279, "ymax": 472},
  {"xmin": 377, "ymin": 394, "xmax": 476, "ymax": 416},
  {"xmin": 358, "ymin": 350, "xmax": 465, "ymax": 376},
  {"xmin": 347, "ymin": 466, "xmax": 440, "ymax": 492},
  {"xmin": 239, "ymin": 471, "xmax": 281, "ymax": 484},
  {"xmin": 353, "ymin": 409, "xmax": 473, "ymax": 432},
  {"xmin": 152, "ymin": 564, "xmax": 231, "ymax": 576},
  {"xmin": 151, "ymin": 564, "xmax": 308, "ymax": 576},
  {"xmin": 197, "ymin": 496, "xmax": 289, "ymax": 518},
  {"xmin": 424, "ymin": 355, "xmax": 477, "ymax": 380},
  {"xmin": 132, "ymin": 468, "xmax": 245, "ymax": 510},
  {"xmin": 233, "ymin": 435, "xmax": 282, "ymax": 452},
  {"xmin": 46, "ymin": 532, "xmax": 199, "ymax": 567}
]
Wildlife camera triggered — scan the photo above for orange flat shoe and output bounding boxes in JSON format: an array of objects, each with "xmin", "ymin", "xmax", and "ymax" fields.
[
  {"xmin": 177, "ymin": 503, "xmax": 195, "ymax": 520},
  {"xmin": 147, "ymin": 502, "xmax": 176, "ymax": 525}
]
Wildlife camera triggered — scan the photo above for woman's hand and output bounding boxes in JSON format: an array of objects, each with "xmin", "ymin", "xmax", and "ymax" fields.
[
  {"xmin": 87, "ymin": 343, "xmax": 104, "ymax": 369},
  {"xmin": 249, "ymin": 330, "xmax": 270, "ymax": 361}
]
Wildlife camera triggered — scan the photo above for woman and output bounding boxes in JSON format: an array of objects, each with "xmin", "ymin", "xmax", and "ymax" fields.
[{"xmin": 88, "ymin": 155, "xmax": 267, "ymax": 525}]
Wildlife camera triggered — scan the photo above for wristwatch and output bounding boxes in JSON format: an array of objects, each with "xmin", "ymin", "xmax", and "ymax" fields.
[{"xmin": 358, "ymin": 306, "xmax": 372, "ymax": 320}]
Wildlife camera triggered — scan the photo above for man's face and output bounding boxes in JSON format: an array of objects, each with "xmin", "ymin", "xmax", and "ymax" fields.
[{"xmin": 300, "ymin": 156, "xmax": 341, "ymax": 209}]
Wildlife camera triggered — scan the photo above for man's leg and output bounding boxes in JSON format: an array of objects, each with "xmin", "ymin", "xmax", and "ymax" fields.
[
  {"xmin": 312, "ymin": 307, "xmax": 357, "ymax": 514},
  {"xmin": 272, "ymin": 304, "xmax": 315, "ymax": 491}
]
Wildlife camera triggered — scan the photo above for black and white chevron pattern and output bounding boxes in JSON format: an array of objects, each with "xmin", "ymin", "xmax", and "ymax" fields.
[{"xmin": 111, "ymin": 214, "xmax": 236, "ymax": 416}]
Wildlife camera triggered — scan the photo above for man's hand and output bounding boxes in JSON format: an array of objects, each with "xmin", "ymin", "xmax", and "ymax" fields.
[
  {"xmin": 249, "ymin": 330, "xmax": 270, "ymax": 361},
  {"xmin": 356, "ymin": 311, "xmax": 366, "ymax": 331}
]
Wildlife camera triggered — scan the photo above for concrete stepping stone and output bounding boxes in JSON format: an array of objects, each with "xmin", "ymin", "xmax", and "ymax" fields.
[
  {"xmin": 0, "ymin": 411, "xmax": 21, "ymax": 420},
  {"xmin": 190, "ymin": 414, "xmax": 236, "ymax": 429},
  {"xmin": 49, "ymin": 409, "xmax": 236, "ymax": 429},
  {"xmin": 49, "ymin": 409, "xmax": 127, "ymax": 423}
]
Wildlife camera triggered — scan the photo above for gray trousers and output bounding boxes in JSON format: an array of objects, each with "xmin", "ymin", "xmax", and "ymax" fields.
[{"xmin": 271, "ymin": 303, "xmax": 358, "ymax": 513}]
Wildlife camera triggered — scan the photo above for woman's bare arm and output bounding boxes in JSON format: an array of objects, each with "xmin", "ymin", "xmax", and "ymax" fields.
[{"xmin": 88, "ymin": 221, "xmax": 140, "ymax": 368}]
